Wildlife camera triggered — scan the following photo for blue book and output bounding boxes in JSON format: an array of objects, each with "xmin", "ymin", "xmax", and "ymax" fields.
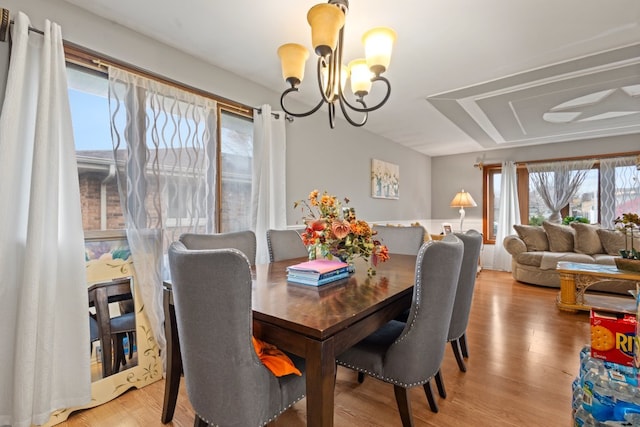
[{"xmin": 287, "ymin": 270, "xmax": 351, "ymax": 287}]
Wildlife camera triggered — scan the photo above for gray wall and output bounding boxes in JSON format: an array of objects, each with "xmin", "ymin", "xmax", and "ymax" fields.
[
  {"xmin": 430, "ymin": 134, "xmax": 640, "ymax": 223},
  {"xmin": 1, "ymin": 0, "xmax": 431, "ymax": 226}
]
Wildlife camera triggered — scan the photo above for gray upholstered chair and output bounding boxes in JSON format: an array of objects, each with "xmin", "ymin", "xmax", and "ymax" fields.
[
  {"xmin": 162, "ymin": 230, "xmax": 257, "ymax": 423},
  {"xmin": 372, "ymin": 224, "xmax": 425, "ymax": 255},
  {"xmin": 390, "ymin": 230, "xmax": 483, "ymax": 403},
  {"xmin": 168, "ymin": 242, "xmax": 306, "ymax": 426},
  {"xmin": 336, "ymin": 235, "xmax": 463, "ymax": 425},
  {"xmin": 448, "ymin": 229, "xmax": 483, "ymax": 372},
  {"xmin": 179, "ymin": 230, "xmax": 257, "ymax": 265},
  {"xmin": 266, "ymin": 229, "xmax": 307, "ymax": 262}
]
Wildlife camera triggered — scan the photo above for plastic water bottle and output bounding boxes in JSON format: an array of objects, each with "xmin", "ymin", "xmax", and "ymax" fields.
[{"xmin": 582, "ymin": 369, "xmax": 615, "ymax": 422}]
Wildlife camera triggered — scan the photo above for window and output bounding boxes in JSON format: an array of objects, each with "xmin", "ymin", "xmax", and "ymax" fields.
[
  {"xmin": 483, "ymin": 154, "xmax": 640, "ymax": 243},
  {"xmin": 220, "ymin": 111, "xmax": 253, "ymax": 232},
  {"xmin": 66, "ymin": 61, "xmax": 254, "ymax": 233}
]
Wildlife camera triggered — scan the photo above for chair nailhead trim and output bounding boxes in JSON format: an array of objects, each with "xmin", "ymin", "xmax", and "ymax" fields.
[
  {"xmin": 194, "ymin": 393, "xmax": 306, "ymax": 426},
  {"xmin": 336, "ymin": 361, "xmax": 431, "ymax": 388}
]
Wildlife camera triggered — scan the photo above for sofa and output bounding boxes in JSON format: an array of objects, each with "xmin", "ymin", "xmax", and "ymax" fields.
[{"xmin": 504, "ymin": 221, "xmax": 636, "ymax": 293}]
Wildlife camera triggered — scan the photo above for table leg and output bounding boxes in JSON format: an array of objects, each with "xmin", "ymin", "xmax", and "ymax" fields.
[
  {"xmin": 161, "ymin": 287, "xmax": 183, "ymax": 424},
  {"xmin": 305, "ymin": 337, "xmax": 336, "ymax": 427},
  {"xmin": 557, "ymin": 272, "xmax": 578, "ymax": 313}
]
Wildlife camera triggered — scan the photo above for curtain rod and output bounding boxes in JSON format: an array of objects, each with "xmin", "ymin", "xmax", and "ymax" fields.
[
  {"xmin": 1, "ymin": 13, "xmax": 46, "ymax": 42},
  {"xmin": 255, "ymin": 107, "xmax": 294, "ymax": 123}
]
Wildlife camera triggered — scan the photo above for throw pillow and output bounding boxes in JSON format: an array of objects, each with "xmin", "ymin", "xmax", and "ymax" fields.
[
  {"xmin": 570, "ymin": 223, "xmax": 603, "ymax": 255},
  {"xmin": 597, "ymin": 228, "xmax": 640, "ymax": 256},
  {"xmin": 513, "ymin": 224, "xmax": 549, "ymax": 251},
  {"xmin": 542, "ymin": 221, "xmax": 575, "ymax": 252}
]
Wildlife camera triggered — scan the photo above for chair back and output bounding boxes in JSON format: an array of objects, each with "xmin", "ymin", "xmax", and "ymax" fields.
[
  {"xmin": 179, "ymin": 230, "xmax": 257, "ymax": 265},
  {"xmin": 449, "ymin": 230, "xmax": 483, "ymax": 341},
  {"xmin": 384, "ymin": 235, "xmax": 463, "ymax": 383},
  {"xmin": 168, "ymin": 242, "xmax": 304, "ymax": 426},
  {"xmin": 372, "ymin": 225, "xmax": 425, "ymax": 255},
  {"xmin": 266, "ymin": 229, "xmax": 308, "ymax": 262}
]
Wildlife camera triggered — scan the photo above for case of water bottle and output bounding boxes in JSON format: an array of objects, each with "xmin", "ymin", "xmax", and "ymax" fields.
[{"xmin": 574, "ymin": 345, "xmax": 640, "ymax": 426}]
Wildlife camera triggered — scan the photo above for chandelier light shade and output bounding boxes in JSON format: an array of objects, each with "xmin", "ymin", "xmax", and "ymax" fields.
[
  {"xmin": 362, "ymin": 27, "xmax": 396, "ymax": 74},
  {"xmin": 277, "ymin": 0, "xmax": 397, "ymax": 128},
  {"xmin": 450, "ymin": 189, "xmax": 477, "ymax": 231},
  {"xmin": 307, "ymin": 3, "xmax": 345, "ymax": 56},
  {"xmin": 277, "ymin": 43, "xmax": 310, "ymax": 86}
]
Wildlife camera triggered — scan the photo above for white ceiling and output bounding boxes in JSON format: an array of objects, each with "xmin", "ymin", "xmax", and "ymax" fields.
[{"xmin": 63, "ymin": 0, "xmax": 640, "ymax": 157}]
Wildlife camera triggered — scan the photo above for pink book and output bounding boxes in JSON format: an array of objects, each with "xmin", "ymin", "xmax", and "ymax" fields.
[{"xmin": 287, "ymin": 259, "xmax": 350, "ymax": 279}]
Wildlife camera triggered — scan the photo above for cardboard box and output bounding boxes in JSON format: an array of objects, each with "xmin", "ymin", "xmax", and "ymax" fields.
[{"xmin": 591, "ymin": 309, "xmax": 637, "ymax": 367}]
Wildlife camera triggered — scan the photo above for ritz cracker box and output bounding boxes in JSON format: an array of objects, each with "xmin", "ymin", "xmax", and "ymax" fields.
[{"xmin": 590, "ymin": 309, "xmax": 637, "ymax": 367}]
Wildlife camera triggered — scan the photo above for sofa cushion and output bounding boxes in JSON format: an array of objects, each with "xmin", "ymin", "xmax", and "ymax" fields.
[
  {"xmin": 543, "ymin": 221, "xmax": 575, "ymax": 252},
  {"xmin": 514, "ymin": 251, "xmax": 543, "ymax": 267},
  {"xmin": 513, "ymin": 225, "xmax": 549, "ymax": 251},
  {"xmin": 597, "ymin": 228, "xmax": 640, "ymax": 256},
  {"xmin": 592, "ymin": 254, "xmax": 617, "ymax": 265},
  {"xmin": 570, "ymin": 223, "xmax": 603, "ymax": 255},
  {"xmin": 539, "ymin": 251, "xmax": 594, "ymax": 270}
]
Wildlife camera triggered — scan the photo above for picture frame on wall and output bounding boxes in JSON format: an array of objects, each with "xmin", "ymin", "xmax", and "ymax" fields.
[
  {"xmin": 371, "ymin": 158, "xmax": 399, "ymax": 199},
  {"xmin": 442, "ymin": 223, "xmax": 453, "ymax": 235}
]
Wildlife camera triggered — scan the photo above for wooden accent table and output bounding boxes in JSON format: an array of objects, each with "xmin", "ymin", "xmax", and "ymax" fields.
[
  {"xmin": 556, "ymin": 262, "xmax": 640, "ymax": 314},
  {"xmin": 162, "ymin": 255, "xmax": 416, "ymax": 427}
]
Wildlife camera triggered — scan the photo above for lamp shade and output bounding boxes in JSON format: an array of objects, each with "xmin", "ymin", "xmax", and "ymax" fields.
[
  {"xmin": 307, "ymin": 3, "xmax": 345, "ymax": 57},
  {"xmin": 362, "ymin": 27, "xmax": 397, "ymax": 75},
  {"xmin": 277, "ymin": 43, "xmax": 309, "ymax": 86},
  {"xmin": 450, "ymin": 190, "xmax": 477, "ymax": 208},
  {"xmin": 348, "ymin": 58, "xmax": 372, "ymax": 96}
]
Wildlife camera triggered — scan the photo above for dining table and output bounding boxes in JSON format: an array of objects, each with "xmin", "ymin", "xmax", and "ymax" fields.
[{"xmin": 162, "ymin": 254, "xmax": 417, "ymax": 427}]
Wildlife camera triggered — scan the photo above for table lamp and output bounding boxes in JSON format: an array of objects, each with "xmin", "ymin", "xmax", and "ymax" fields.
[{"xmin": 450, "ymin": 189, "xmax": 477, "ymax": 231}]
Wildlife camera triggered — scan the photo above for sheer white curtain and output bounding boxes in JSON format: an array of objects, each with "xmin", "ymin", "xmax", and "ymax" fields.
[
  {"xmin": 527, "ymin": 159, "xmax": 595, "ymax": 223},
  {"xmin": 493, "ymin": 161, "xmax": 521, "ymax": 272},
  {"xmin": 0, "ymin": 13, "xmax": 90, "ymax": 426},
  {"xmin": 600, "ymin": 156, "xmax": 639, "ymax": 228},
  {"xmin": 251, "ymin": 104, "xmax": 287, "ymax": 264},
  {"xmin": 108, "ymin": 66, "xmax": 218, "ymax": 368}
]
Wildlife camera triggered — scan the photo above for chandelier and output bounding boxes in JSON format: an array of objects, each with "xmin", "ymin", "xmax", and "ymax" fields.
[{"xmin": 277, "ymin": 0, "xmax": 396, "ymax": 128}]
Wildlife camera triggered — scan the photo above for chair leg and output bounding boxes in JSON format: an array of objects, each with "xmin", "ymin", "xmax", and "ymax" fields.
[
  {"xmin": 434, "ymin": 369, "xmax": 446, "ymax": 398},
  {"xmin": 393, "ymin": 385, "xmax": 414, "ymax": 427},
  {"xmin": 357, "ymin": 372, "xmax": 365, "ymax": 384},
  {"xmin": 460, "ymin": 333, "xmax": 469, "ymax": 358},
  {"xmin": 194, "ymin": 415, "xmax": 208, "ymax": 427},
  {"xmin": 423, "ymin": 380, "xmax": 439, "ymax": 413},
  {"xmin": 127, "ymin": 331, "xmax": 136, "ymax": 359},
  {"xmin": 451, "ymin": 339, "xmax": 467, "ymax": 372}
]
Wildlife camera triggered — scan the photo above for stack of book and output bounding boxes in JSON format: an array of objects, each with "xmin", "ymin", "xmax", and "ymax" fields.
[{"xmin": 286, "ymin": 259, "xmax": 351, "ymax": 286}]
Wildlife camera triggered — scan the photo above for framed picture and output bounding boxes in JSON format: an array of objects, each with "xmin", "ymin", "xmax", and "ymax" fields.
[
  {"xmin": 84, "ymin": 230, "xmax": 133, "ymax": 284},
  {"xmin": 371, "ymin": 159, "xmax": 399, "ymax": 199},
  {"xmin": 442, "ymin": 223, "xmax": 453, "ymax": 235}
]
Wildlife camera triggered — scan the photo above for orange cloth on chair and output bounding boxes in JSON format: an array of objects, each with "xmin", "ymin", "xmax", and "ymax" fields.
[{"xmin": 252, "ymin": 336, "xmax": 302, "ymax": 377}]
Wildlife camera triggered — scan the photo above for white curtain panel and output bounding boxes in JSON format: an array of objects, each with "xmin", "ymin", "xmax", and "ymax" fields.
[
  {"xmin": 0, "ymin": 12, "xmax": 90, "ymax": 426},
  {"xmin": 600, "ymin": 156, "xmax": 639, "ymax": 228},
  {"xmin": 527, "ymin": 159, "xmax": 595, "ymax": 223},
  {"xmin": 108, "ymin": 66, "xmax": 218, "ymax": 369},
  {"xmin": 493, "ymin": 161, "xmax": 521, "ymax": 272},
  {"xmin": 251, "ymin": 104, "xmax": 287, "ymax": 264}
]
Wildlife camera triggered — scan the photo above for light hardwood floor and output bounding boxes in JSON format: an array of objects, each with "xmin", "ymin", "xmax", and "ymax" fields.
[{"xmin": 59, "ymin": 270, "xmax": 592, "ymax": 426}]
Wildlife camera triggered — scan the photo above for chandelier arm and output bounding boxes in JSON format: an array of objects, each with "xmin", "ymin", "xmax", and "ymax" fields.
[
  {"xmin": 316, "ymin": 56, "xmax": 334, "ymax": 104},
  {"xmin": 328, "ymin": 102, "xmax": 336, "ymax": 129},
  {"xmin": 280, "ymin": 87, "xmax": 326, "ymax": 118},
  {"xmin": 339, "ymin": 75, "xmax": 391, "ymax": 113},
  {"xmin": 338, "ymin": 96, "xmax": 368, "ymax": 127}
]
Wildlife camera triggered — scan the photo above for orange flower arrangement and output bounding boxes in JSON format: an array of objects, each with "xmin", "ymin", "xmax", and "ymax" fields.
[{"xmin": 294, "ymin": 190, "xmax": 389, "ymax": 276}]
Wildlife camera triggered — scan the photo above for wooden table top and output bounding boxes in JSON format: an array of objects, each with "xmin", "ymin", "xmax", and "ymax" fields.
[{"xmin": 251, "ymin": 254, "xmax": 417, "ymax": 341}]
